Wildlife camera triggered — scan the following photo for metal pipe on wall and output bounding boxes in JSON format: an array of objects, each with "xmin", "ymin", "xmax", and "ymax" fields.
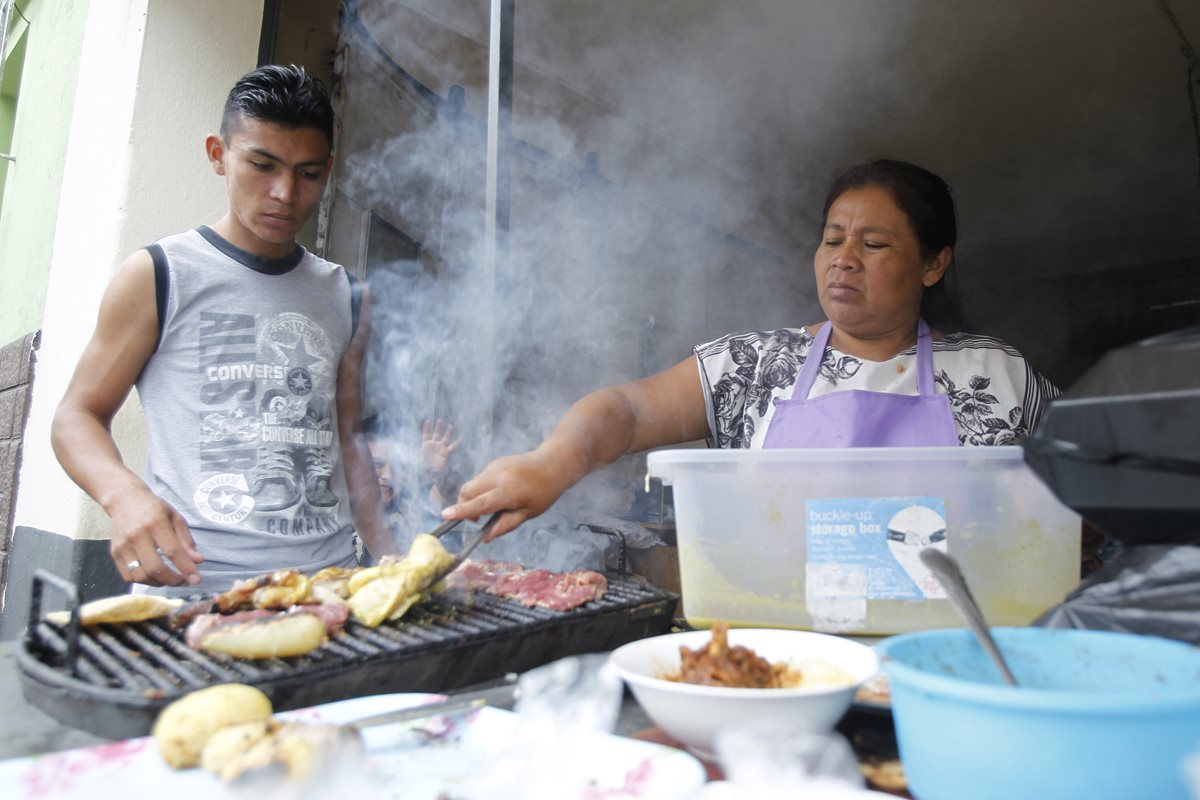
[
  {"xmin": 482, "ymin": 0, "xmax": 514, "ymax": 453},
  {"xmin": 0, "ymin": 0, "xmax": 14, "ymax": 94}
]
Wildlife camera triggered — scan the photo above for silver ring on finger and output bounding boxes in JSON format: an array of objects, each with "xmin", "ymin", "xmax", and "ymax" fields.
[{"xmin": 127, "ymin": 559, "xmax": 141, "ymax": 571}]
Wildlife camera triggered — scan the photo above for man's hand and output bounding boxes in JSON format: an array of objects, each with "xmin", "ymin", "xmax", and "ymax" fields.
[
  {"xmin": 419, "ymin": 419, "xmax": 462, "ymax": 480},
  {"xmin": 107, "ymin": 486, "xmax": 203, "ymax": 587}
]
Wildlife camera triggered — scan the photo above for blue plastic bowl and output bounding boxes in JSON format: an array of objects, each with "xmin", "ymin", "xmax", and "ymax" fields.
[{"xmin": 878, "ymin": 628, "xmax": 1200, "ymax": 800}]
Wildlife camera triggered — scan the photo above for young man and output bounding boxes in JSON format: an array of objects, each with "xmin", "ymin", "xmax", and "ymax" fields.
[{"xmin": 52, "ymin": 65, "xmax": 393, "ymax": 596}]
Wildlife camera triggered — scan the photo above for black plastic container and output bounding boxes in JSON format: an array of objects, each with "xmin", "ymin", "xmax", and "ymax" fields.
[{"xmin": 1022, "ymin": 326, "xmax": 1200, "ymax": 544}]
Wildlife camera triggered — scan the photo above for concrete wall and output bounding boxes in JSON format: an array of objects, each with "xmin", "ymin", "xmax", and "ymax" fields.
[
  {"xmin": 3, "ymin": 0, "xmax": 265, "ymax": 637},
  {"xmin": 0, "ymin": 332, "xmax": 37, "ymax": 601}
]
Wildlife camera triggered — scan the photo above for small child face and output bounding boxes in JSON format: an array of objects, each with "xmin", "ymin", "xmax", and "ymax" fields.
[{"xmin": 367, "ymin": 438, "xmax": 399, "ymax": 506}]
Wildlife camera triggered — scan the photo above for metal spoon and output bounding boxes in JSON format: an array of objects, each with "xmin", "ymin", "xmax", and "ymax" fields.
[{"xmin": 919, "ymin": 548, "xmax": 1019, "ymax": 687}]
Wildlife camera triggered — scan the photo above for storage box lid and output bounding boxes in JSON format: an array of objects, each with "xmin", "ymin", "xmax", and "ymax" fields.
[{"xmin": 647, "ymin": 445, "xmax": 1024, "ymax": 484}]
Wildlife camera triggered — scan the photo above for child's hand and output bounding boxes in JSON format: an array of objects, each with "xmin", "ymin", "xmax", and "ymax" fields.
[{"xmin": 419, "ymin": 419, "xmax": 462, "ymax": 479}]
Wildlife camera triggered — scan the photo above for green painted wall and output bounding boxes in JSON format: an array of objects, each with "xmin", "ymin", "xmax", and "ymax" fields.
[
  {"xmin": 0, "ymin": 0, "xmax": 89, "ymax": 345},
  {"xmin": 1, "ymin": 28, "xmax": 27, "ymax": 218}
]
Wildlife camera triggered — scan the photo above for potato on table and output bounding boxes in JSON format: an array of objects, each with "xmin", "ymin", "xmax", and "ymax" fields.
[{"xmin": 152, "ymin": 683, "xmax": 273, "ymax": 769}]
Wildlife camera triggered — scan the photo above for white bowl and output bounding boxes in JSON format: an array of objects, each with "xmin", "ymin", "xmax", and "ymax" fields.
[{"xmin": 609, "ymin": 628, "xmax": 879, "ymax": 760}]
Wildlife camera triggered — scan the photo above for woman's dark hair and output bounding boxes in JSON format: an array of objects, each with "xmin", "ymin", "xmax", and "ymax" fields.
[
  {"xmin": 221, "ymin": 64, "xmax": 335, "ymax": 150},
  {"xmin": 822, "ymin": 159, "xmax": 967, "ymax": 332}
]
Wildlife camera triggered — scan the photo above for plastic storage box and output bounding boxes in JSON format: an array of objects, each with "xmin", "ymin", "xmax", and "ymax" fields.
[{"xmin": 646, "ymin": 446, "xmax": 1081, "ymax": 635}]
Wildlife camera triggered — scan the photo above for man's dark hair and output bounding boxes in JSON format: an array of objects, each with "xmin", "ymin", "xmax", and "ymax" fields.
[
  {"xmin": 221, "ymin": 64, "xmax": 335, "ymax": 150},
  {"xmin": 822, "ymin": 158, "xmax": 967, "ymax": 332}
]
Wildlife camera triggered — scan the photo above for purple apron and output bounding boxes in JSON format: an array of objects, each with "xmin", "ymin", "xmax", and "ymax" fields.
[{"xmin": 762, "ymin": 318, "xmax": 959, "ymax": 448}]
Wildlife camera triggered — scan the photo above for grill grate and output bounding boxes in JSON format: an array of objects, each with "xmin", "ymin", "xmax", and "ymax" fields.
[{"xmin": 19, "ymin": 572, "xmax": 676, "ymax": 739}]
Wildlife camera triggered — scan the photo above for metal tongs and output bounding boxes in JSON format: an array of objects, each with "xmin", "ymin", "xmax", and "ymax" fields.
[{"xmin": 416, "ymin": 511, "xmax": 505, "ymax": 594}]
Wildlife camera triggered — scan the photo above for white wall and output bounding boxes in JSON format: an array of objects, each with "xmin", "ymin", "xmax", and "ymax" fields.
[{"xmin": 14, "ymin": 0, "xmax": 265, "ymax": 541}]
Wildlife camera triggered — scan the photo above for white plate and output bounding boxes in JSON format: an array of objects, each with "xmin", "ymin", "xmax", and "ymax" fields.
[{"xmin": 0, "ymin": 693, "xmax": 706, "ymax": 800}]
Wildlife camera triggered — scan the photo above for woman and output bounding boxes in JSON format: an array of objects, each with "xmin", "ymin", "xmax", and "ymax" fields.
[{"xmin": 443, "ymin": 159, "xmax": 1059, "ymax": 541}]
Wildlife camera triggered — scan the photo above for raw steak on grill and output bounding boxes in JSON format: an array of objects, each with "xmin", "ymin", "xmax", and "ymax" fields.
[{"xmin": 445, "ymin": 560, "xmax": 607, "ymax": 611}]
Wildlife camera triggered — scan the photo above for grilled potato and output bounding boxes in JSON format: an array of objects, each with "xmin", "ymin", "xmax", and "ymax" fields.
[
  {"xmin": 200, "ymin": 719, "xmax": 280, "ymax": 774},
  {"xmin": 152, "ymin": 683, "xmax": 273, "ymax": 769},
  {"xmin": 218, "ymin": 722, "xmax": 363, "ymax": 783},
  {"xmin": 200, "ymin": 612, "xmax": 326, "ymax": 659}
]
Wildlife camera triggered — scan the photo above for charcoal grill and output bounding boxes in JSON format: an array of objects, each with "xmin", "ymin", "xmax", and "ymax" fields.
[{"xmin": 19, "ymin": 569, "xmax": 676, "ymax": 739}]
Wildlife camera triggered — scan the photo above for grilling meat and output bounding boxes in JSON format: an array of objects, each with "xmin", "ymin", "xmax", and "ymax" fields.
[
  {"xmin": 215, "ymin": 568, "xmax": 311, "ymax": 612},
  {"xmin": 171, "ymin": 566, "xmax": 353, "ymax": 631},
  {"xmin": 186, "ymin": 608, "xmax": 330, "ymax": 659},
  {"xmin": 444, "ymin": 560, "xmax": 525, "ymax": 590},
  {"xmin": 185, "ymin": 609, "xmax": 275, "ymax": 648},
  {"xmin": 296, "ymin": 601, "xmax": 350, "ymax": 632},
  {"xmin": 308, "ymin": 566, "xmax": 356, "ymax": 600},
  {"xmin": 169, "ymin": 564, "xmax": 361, "ymax": 659},
  {"xmin": 168, "ymin": 597, "xmax": 218, "ymax": 629},
  {"xmin": 445, "ymin": 559, "xmax": 608, "ymax": 611}
]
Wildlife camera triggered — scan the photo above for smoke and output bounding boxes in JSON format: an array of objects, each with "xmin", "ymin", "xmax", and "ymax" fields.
[
  {"xmin": 330, "ymin": 0, "xmax": 1200, "ymax": 551},
  {"xmin": 331, "ymin": 1, "xmax": 860, "ymax": 545},
  {"xmin": 331, "ymin": 0, "xmax": 1200, "ymax": 494}
]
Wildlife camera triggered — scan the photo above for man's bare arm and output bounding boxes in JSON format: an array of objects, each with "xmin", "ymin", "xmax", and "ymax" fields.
[
  {"xmin": 335, "ymin": 285, "xmax": 396, "ymax": 560},
  {"xmin": 51, "ymin": 249, "xmax": 203, "ymax": 586}
]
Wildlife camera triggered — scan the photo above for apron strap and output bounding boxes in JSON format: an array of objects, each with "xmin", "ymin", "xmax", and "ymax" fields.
[
  {"xmin": 787, "ymin": 322, "xmax": 833, "ymax": 402},
  {"xmin": 916, "ymin": 317, "xmax": 936, "ymax": 397}
]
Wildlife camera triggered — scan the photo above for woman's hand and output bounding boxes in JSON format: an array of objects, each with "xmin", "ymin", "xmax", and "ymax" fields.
[
  {"xmin": 440, "ymin": 448, "xmax": 576, "ymax": 541},
  {"xmin": 441, "ymin": 358, "xmax": 708, "ymax": 542}
]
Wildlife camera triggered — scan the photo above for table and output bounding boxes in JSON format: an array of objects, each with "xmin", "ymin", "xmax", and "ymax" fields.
[
  {"xmin": 0, "ymin": 638, "xmax": 654, "ymax": 760},
  {"xmin": 0, "ymin": 638, "xmax": 908, "ymax": 796}
]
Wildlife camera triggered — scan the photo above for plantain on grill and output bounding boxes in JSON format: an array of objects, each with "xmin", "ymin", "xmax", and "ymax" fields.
[{"xmin": 346, "ymin": 534, "xmax": 454, "ymax": 627}]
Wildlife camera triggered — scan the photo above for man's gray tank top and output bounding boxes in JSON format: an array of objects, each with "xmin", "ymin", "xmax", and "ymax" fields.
[{"xmin": 136, "ymin": 226, "xmax": 358, "ymax": 596}]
